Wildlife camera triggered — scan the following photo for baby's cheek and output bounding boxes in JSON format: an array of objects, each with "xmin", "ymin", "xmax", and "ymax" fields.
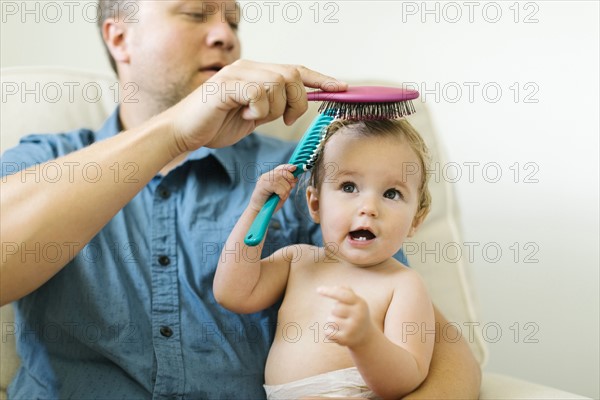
[
  {"xmin": 320, "ymin": 212, "xmax": 347, "ymax": 241},
  {"xmin": 391, "ymin": 215, "xmax": 415, "ymax": 245}
]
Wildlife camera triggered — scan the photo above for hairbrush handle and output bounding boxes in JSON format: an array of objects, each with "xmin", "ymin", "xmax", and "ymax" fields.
[
  {"xmin": 244, "ymin": 112, "xmax": 334, "ymax": 247},
  {"xmin": 306, "ymin": 86, "xmax": 419, "ymax": 102},
  {"xmin": 244, "ymin": 194, "xmax": 280, "ymax": 247},
  {"xmin": 244, "ymin": 166, "xmax": 306, "ymax": 247}
]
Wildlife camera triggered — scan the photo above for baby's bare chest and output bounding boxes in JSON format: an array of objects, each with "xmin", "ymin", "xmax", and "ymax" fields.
[{"xmin": 277, "ymin": 264, "xmax": 396, "ymax": 330}]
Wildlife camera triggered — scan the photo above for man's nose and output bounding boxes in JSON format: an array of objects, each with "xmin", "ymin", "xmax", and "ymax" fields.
[{"xmin": 206, "ymin": 20, "xmax": 237, "ymax": 51}]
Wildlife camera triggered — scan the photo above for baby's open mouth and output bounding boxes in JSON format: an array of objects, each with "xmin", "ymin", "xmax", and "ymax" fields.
[{"xmin": 349, "ymin": 229, "xmax": 376, "ymax": 241}]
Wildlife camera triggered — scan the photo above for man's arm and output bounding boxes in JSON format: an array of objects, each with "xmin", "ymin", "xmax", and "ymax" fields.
[
  {"xmin": 0, "ymin": 117, "xmax": 176, "ymax": 305},
  {"xmin": 0, "ymin": 61, "xmax": 347, "ymax": 306},
  {"xmin": 403, "ymin": 306, "xmax": 482, "ymax": 399}
]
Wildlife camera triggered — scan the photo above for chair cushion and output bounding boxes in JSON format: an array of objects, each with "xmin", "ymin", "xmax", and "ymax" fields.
[
  {"xmin": 481, "ymin": 372, "xmax": 591, "ymax": 399},
  {"xmin": 1, "ymin": 66, "xmax": 118, "ymax": 150}
]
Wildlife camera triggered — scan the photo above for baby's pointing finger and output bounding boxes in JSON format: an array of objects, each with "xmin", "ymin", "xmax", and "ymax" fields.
[{"xmin": 317, "ymin": 286, "xmax": 356, "ymax": 304}]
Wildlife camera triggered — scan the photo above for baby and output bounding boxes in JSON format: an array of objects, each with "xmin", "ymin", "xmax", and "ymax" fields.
[{"xmin": 214, "ymin": 118, "xmax": 434, "ymax": 399}]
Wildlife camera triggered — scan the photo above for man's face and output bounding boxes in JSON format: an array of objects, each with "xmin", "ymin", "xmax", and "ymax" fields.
[{"xmin": 122, "ymin": 0, "xmax": 241, "ymax": 111}]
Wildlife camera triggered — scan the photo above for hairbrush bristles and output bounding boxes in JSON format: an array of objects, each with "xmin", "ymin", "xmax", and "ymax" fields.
[
  {"xmin": 307, "ymin": 86, "xmax": 419, "ymax": 121},
  {"xmin": 317, "ymin": 100, "xmax": 416, "ymax": 120}
]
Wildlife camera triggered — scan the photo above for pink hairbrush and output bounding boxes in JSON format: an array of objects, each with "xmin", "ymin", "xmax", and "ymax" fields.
[{"xmin": 307, "ymin": 85, "xmax": 419, "ymax": 120}]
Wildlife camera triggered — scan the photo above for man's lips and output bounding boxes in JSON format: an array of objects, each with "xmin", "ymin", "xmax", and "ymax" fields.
[{"xmin": 199, "ymin": 63, "xmax": 225, "ymax": 73}]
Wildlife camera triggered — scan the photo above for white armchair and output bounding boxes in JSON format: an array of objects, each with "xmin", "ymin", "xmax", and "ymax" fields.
[{"xmin": 0, "ymin": 67, "xmax": 590, "ymax": 399}]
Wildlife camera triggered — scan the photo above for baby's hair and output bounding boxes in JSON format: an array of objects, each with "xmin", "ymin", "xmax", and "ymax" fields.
[{"xmin": 309, "ymin": 119, "xmax": 432, "ymax": 224}]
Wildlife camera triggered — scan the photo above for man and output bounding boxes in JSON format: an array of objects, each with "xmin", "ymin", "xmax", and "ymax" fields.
[{"xmin": 0, "ymin": 1, "xmax": 480, "ymax": 398}]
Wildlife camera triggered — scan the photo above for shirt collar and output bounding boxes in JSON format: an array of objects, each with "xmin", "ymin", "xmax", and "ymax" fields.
[
  {"xmin": 188, "ymin": 134, "xmax": 259, "ymax": 184},
  {"xmin": 96, "ymin": 107, "xmax": 258, "ymax": 183},
  {"xmin": 94, "ymin": 107, "xmax": 123, "ymax": 142}
]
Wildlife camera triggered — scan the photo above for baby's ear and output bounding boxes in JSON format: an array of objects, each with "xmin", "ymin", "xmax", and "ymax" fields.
[{"xmin": 305, "ymin": 186, "xmax": 321, "ymax": 224}]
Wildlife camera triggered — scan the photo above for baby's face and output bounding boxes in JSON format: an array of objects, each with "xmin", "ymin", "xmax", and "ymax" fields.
[{"xmin": 307, "ymin": 130, "xmax": 423, "ymax": 267}]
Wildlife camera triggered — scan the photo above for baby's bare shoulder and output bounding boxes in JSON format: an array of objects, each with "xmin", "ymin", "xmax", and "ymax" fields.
[
  {"xmin": 382, "ymin": 259, "xmax": 427, "ymax": 288},
  {"xmin": 282, "ymin": 244, "xmax": 323, "ymax": 269},
  {"xmin": 386, "ymin": 268, "xmax": 431, "ymax": 309}
]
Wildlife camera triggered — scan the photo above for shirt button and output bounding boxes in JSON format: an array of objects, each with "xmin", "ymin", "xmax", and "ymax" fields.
[
  {"xmin": 159, "ymin": 326, "xmax": 173, "ymax": 338},
  {"xmin": 271, "ymin": 220, "xmax": 281, "ymax": 230},
  {"xmin": 158, "ymin": 255, "xmax": 170, "ymax": 266},
  {"xmin": 157, "ymin": 186, "xmax": 170, "ymax": 199}
]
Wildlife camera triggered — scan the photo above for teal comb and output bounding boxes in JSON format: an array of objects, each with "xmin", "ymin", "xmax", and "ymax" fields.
[{"xmin": 244, "ymin": 111, "xmax": 335, "ymax": 246}]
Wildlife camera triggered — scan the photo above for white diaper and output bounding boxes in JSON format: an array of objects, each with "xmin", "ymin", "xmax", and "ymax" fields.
[{"xmin": 263, "ymin": 367, "xmax": 381, "ymax": 399}]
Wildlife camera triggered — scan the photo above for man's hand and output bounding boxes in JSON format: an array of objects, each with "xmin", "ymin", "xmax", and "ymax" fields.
[{"xmin": 162, "ymin": 60, "xmax": 347, "ymax": 154}]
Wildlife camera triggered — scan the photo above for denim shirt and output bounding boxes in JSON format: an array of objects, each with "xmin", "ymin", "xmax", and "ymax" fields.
[{"xmin": 1, "ymin": 109, "xmax": 407, "ymax": 399}]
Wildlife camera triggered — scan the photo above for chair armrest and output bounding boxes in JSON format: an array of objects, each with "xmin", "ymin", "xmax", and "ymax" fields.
[{"xmin": 481, "ymin": 372, "xmax": 590, "ymax": 399}]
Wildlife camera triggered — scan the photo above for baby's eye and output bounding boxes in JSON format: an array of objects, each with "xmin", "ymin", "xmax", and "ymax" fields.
[
  {"xmin": 341, "ymin": 182, "xmax": 357, "ymax": 193},
  {"xmin": 383, "ymin": 189, "xmax": 402, "ymax": 200}
]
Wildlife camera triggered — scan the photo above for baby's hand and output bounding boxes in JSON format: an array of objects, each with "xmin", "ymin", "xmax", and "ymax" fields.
[
  {"xmin": 249, "ymin": 164, "xmax": 298, "ymax": 213},
  {"xmin": 317, "ymin": 286, "xmax": 375, "ymax": 348}
]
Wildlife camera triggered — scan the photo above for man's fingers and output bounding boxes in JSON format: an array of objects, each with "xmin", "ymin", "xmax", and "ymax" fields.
[
  {"xmin": 282, "ymin": 64, "xmax": 346, "ymax": 125},
  {"xmin": 241, "ymin": 83, "xmax": 270, "ymax": 120},
  {"xmin": 212, "ymin": 60, "xmax": 345, "ymax": 127},
  {"xmin": 214, "ymin": 62, "xmax": 286, "ymax": 120},
  {"xmin": 295, "ymin": 65, "xmax": 348, "ymax": 92},
  {"xmin": 229, "ymin": 61, "xmax": 346, "ymax": 125}
]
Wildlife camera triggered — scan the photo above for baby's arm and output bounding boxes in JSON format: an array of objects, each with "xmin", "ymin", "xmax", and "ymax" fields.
[
  {"xmin": 213, "ymin": 164, "xmax": 297, "ymax": 314},
  {"xmin": 318, "ymin": 269, "xmax": 434, "ymax": 399}
]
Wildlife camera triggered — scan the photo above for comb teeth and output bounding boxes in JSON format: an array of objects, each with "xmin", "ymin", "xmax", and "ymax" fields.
[
  {"xmin": 302, "ymin": 129, "xmax": 327, "ymax": 171},
  {"xmin": 289, "ymin": 111, "xmax": 333, "ymax": 173},
  {"xmin": 293, "ymin": 126, "xmax": 327, "ymax": 172},
  {"xmin": 318, "ymin": 100, "xmax": 416, "ymax": 120}
]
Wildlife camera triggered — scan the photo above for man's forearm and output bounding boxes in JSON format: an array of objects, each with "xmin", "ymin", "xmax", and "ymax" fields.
[
  {"xmin": 0, "ymin": 115, "xmax": 177, "ymax": 305},
  {"xmin": 403, "ymin": 306, "xmax": 481, "ymax": 399}
]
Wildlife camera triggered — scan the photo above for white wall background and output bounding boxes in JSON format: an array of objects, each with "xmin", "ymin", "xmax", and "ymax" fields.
[{"xmin": 1, "ymin": 0, "xmax": 598, "ymax": 397}]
